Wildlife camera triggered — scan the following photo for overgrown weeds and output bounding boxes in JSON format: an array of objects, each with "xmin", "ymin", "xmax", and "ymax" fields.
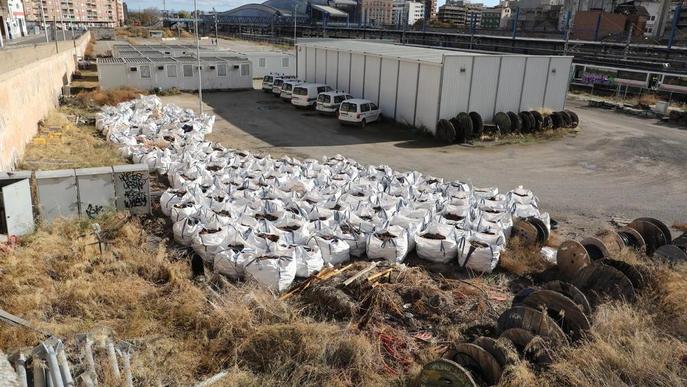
[{"xmin": 74, "ymin": 87, "xmax": 146, "ymax": 108}]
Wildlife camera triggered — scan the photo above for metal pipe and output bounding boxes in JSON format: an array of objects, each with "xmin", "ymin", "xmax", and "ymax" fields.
[
  {"xmin": 43, "ymin": 344, "xmax": 65, "ymax": 387},
  {"xmin": 118, "ymin": 350, "xmax": 133, "ymax": 387},
  {"xmin": 82, "ymin": 337, "xmax": 97, "ymax": 385},
  {"xmin": 32, "ymin": 358, "xmax": 46, "ymax": 387},
  {"xmin": 106, "ymin": 340, "xmax": 120, "ymax": 381},
  {"xmin": 39, "ymin": 2, "xmax": 49, "ymax": 43},
  {"xmin": 56, "ymin": 344, "xmax": 74, "ymax": 387},
  {"xmin": 14, "ymin": 354, "xmax": 28, "ymax": 387},
  {"xmin": 194, "ymin": 0, "xmax": 203, "ymax": 115}
]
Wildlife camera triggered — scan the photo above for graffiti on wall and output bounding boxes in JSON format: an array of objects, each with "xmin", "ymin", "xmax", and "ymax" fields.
[{"xmin": 118, "ymin": 172, "xmax": 148, "ymax": 209}]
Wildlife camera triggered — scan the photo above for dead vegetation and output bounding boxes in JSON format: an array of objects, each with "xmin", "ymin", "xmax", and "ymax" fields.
[
  {"xmin": 74, "ymin": 87, "xmax": 147, "ymax": 109},
  {"xmin": 498, "ymin": 238, "xmax": 554, "ymax": 276}
]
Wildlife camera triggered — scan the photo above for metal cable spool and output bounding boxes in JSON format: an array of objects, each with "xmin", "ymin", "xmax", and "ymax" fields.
[
  {"xmin": 559, "ymin": 111, "xmax": 572, "ymax": 128},
  {"xmin": 542, "ymin": 115, "xmax": 553, "ymax": 129},
  {"xmin": 497, "ymin": 306, "xmax": 569, "ymax": 347},
  {"xmin": 456, "ymin": 112, "xmax": 474, "ymax": 141},
  {"xmin": 598, "ymin": 258, "xmax": 647, "ymax": 290},
  {"xmin": 529, "ymin": 110, "xmax": 543, "ymax": 132},
  {"xmin": 633, "ymin": 217, "xmax": 672, "ymax": 244},
  {"xmin": 627, "ymin": 218, "xmax": 669, "ymax": 256},
  {"xmin": 540, "ymin": 281, "xmax": 592, "ymax": 316},
  {"xmin": 654, "ymin": 244, "xmax": 687, "ymax": 265},
  {"xmin": 499, "ymin": 328, "xmax": 535, "ymax": 354},
  {"xmin": 522, "ymin": 111, "xmax": 537, "ymax": 133},
  {"xmin": 523, "ymin": 336, "xmax": 555, "ymax": 368},
  {"xmin": 527, "ymin": 217, "xmax": 550, "ymax": 244},
  {"xmin": 550, "ymin": 112, "xmax": 563, "ymax": 129},
  {"xmin": 594, "ymin": 229, "xmax": 625, "ymax": 256},
  {"xmin": 672, "ymin": 232, "xmax": 687, "ymax": 253},
  {"xmin": 514, "ymin": 289, "xmax": 591, "ymax": 341},
  {"xmin": 453, "ymin": 343, "xmax": 503, "ymax": 386},
  {"xmin": 580, "ymin": 237, "xmax": 610, "ymax": 260},
  {"xmin": 417, "ymin": 359, "xmax": 478, "ymax": 387},
  {"xmin": 573, "ymin": 262, "xmax": 637, "ymax": 306},
  {"xmin": 506, "ymin": 112, "xmax": 527, "ymax": 133},
  {"xmin": 469, "ymin": 112, "xmax": 483, "ymax": 138},
  {"xmin": 472, "ymin": 337, "xmax": 519, "ymax": 369},
  {"xmin": 493, "ymin": 112, "xmax": 512, "ymax": 134},
  {"xmin": 511, "ymin": 220, "xmax": 539, "ymax": 246},
  {"xmin": 617, "ymin": 226, "xmax": 646, "ymax": 253},
  {"xmin": 450, "ymin": 117, "xmax": 466, "ymax": 144},
  {"xmin": 564, "ymin": 110, "xmax": 579, "ymax": 128},
  {"xmin": 518, "ymin": 111, "xmax": 532, "ymax": 133},
  {"xmin": 437, "ymin": 119, "xmax": 457, "ymax": 144},
  {"xmin": 557, "ymin": 240, "xmax": 591, "ymax": 279}
]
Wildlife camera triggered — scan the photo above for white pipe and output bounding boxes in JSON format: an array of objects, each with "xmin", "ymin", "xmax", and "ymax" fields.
[
  {"xmin": 56, "ymin": 345, "xmax": 74, "ymax": 387},
  {"xmin": 32, "ymin": 359, "xmax": 46, "ymax": 387},
  {"xmin": 105, "ymin": 340, "xmax": 120, "ymax": 381},
  {"xmin": 194, "ymin": 0, "xmax": 203, "ymax": 114}
]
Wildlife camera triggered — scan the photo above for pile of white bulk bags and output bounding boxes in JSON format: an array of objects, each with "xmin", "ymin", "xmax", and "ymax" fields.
[{"xmin": 97, "ymin": 95, "xmax": 552, "ymax": 292}]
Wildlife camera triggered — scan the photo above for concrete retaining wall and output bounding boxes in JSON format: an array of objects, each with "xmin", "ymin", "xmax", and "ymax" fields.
[{"xmin": 0, "ymin": 32, "xmax": 91, "ymax": 171}]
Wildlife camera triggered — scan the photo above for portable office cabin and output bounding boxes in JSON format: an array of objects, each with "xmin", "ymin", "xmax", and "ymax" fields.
[
  {"xmin": 97, "ymin": 56, "xmax": 253, "ymax": 91},
  {"xmin": 241, "ymin": 51, "xmax": 296, "ymax": 78},
  {"xmin": 296, "ymin": 40, "xmax": 573, "ymax": 132}
]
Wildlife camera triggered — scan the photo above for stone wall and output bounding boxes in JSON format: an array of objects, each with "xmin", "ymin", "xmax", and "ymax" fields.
[{"xmin": 0, "ymin": 31, "xmax": 91, "ymax": 171}]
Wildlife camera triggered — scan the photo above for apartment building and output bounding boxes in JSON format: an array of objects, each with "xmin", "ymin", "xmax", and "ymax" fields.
[
  {"xmin": 438, "ymin": 0, "xmax": 483, "ymax": 26},
  {"xmin": 362, "ymin": 0, "xmax": 394, "ymax": 25},
  {"xmin": 480, "ymin": 5, "xmax": 510, "ymax": 29},
  {"xmin": 22, "ymin": 0, "xmax": 125, "ymax": 27},
  {"xmin": 423, "ymin": 0, "xmax": 436, "ymax": 19},
  {"xmin": 1, "ymin": 0, "xmax": 28, "ymax": 39},
  {"xmin": 392, "ymin": 0, "xmax": 425, "ymax": 25}
]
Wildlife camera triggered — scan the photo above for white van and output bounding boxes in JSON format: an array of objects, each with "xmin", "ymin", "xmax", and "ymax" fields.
[
  {"xmin": 271, "ymin": 76, "xmax": 296, "ymax": 96},
  {"xmin": 338, "ymin": 99, "xmax": 382, "ymax": 128},
  {"xmin": 279, "ymin": 80, "xmax": 303, "ymax": 102},
  {"xmin": 316, "ymin": 91, "xmax": 354, "ymax": 114},
  {"xmin": 262, "ymin": 74, "xmax": 276, "ymax": 92},
  {"xmin": 291, "ymin": 83, "xmax": 333, "ymax": 108}
]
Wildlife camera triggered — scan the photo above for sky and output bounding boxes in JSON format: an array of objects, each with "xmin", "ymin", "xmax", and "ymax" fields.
[{"xmin": 125, "ymin": 0, "xmax": 500, "ymax": 13}]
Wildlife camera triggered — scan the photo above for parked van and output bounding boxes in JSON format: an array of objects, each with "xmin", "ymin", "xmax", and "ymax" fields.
[
  {"xmin": 279, "ymin": 80, "xmax": 303, "ymax": 101},
  {"xmin": 272, "ymin": 76, "xmax": 296, "ymax": 96},
  {"xmin": 338, "ymin": 99, "xmax": 382, "ymax": 128},
  {"xmin": 262, "ymin": 74, "xmax": 275, "ymax": 92},
  {"xmin": 316, "ymin": 91, "xmax": 354, "ymax": 114},
  {"xmin": 291, "ymin": 83, "xmax": 333, "ymax": 108}
]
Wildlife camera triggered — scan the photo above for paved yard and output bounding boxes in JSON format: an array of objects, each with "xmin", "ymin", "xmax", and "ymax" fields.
[{"xmin": 160, "ymin": 91, "xmax": 687, "ymax": 232}]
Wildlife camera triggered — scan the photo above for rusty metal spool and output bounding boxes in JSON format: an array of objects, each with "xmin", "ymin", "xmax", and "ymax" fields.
[
  {"xmin": 541, "ymin": 281, "xmax": 592, "ymax": 316},
  {"xmin": 523, "ymin": 336, "xmax": 555, "ymax": 367},
  {"xmin": 511, "ymin": 220, "xmax": 539, "ymax": 246},
  {"xmin": 515, "ymin": 289, "xmax": 591, "ymax": 341},
  {"xmin": 472, "ymin": 337, "xmax": 519, "ymax": 369},
  {"xmin": 654, "ymin": 244, "xmax": 687, "ymax": 265},
  {"xmin": 453, "ymin": 343, "xmax": 504, "ymax": 386},
  {"xmin": 627, "ymin": 219, "xmax": 669, "ymax": 256},
  {"xmin": 499, "ymin": 328, "xmax": 535, "ymax": 353},
  {"xmin": 634, "ymin": 217, "xmax": 672, "ymax": 244},
  {"xmin": 557, "ymin": 240, "xmax": 591, "ymax": 279},
  {"xmin": 580, "ymin": 236, "xmax": 610, "ymax": 260},
  {"xmin": 527, "ymin": 217, "xmax": 550, "ymax": 244},
  {"xmin": 417, "ymin": 359, "xmax": 478, "ymax": 387},
  {"xmin": 617, "ymin": 226, "xmax": 646, "ymax": 253},
  {"xmin": 594, "ymin": 229, "xmax": 625, "ymax": 256},
  {"xmin": 599, "ymin": 258, "xmax": 647, "ymax": 290},
  {"xmin": 497, "ymin": 306, "xmax": 569, "ymax": 347},
  {"xmin": 672, "ymin": 232, "xmax": 687, "ymax": 253},
  {"xmin": 573, "ymin": 262, "xmax": 637, "ymax": 306}
]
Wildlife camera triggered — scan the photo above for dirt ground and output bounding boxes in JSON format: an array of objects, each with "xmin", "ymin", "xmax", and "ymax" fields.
[{"xmin": 158, "ymin": 90, "xmax": 687, "ymax": 236}]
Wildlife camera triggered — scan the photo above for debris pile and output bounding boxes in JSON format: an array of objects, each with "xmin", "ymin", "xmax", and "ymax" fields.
[{"xmin": 96, "ymin": 95, "xmax": 551, "ymax": 292}]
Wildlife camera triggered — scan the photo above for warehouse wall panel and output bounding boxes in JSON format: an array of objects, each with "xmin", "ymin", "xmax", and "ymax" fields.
[
  {"xmin": 306, "ymin": 47, "xmax": 316, "ymax": 81},
  {"xmin": 379, "ymin": 58, "xmax": 399, "ymax": 119},
  {"xmin": 315, "ymin": 48, "xmax": 327, "ymax": 83},
  {"xmin": 495, "ymin": 56, "xmax": 526, "ymax": 114},
  {"xmin": 338, "ymin": 51, "xmax": 351, "ymax": 92},
  {"xmin": 439, "ymin": 56, "xmax": 473, "ymax": 120},
  {"xmin": 543, "ymin": 57, "xmax": 573, "ymax": 110},
  {"xmin": 519, "ymin": 57, "xmax": 550, "ymax": 111},
  {"xmin": 297, "ymin": 46, "xmax": 306, "ymax": 79},
  {"xmin": 396, "ymin": 61, "xmax": 420, "ymax": 125},
  {"xmin": 326, "ymin": 50, "xmax": 338, "ymax": 87},
  {"xmin": 415, "ymin": 64, "xmax": 442, "ymax": 132},
  {"xmin": 350, "ymin": 53, "xmax": 366, "ymax": 97},
  {"xmin": 468, "ymin": 56, "xmax": 500, "ymax": 120},
  {"xmin": 364, "ymin": 56, "xmax": 382, "ymax": 103}
]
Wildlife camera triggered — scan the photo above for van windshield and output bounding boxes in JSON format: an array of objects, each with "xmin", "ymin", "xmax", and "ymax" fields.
[
  {"xmin": 273, "ymin": 79, "xmax": 284, "ymax": 87},
  {"xmin": 317, "ymin": 94, "xmax": 330, "ymax": 103},
  {"xmin": 293, "ymin": 87, "xmax": 307, "ymax": 96},
  {"xmin": 283, "ymin": 83, "xmax": 293, "ymax": 92},
  {"xmin": 263, "ymin": 75, "xmax": 273, "ymax": 82},
  {"xmin": 340, "ymin": 102, "xmax": 357, "ymax": 113}
]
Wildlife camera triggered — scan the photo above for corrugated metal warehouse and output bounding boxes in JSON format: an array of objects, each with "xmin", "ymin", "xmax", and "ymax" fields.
[
  {"xmin": 97, "ymin": 56, "xmax": 253, "ymax": 91},
  {"xmin": 296, "ymin": 40, "xmax": 573, "ymax": 131}
]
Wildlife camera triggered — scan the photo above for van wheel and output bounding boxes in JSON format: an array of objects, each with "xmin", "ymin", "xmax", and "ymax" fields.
[{"xmin": 360, "ymin": 119, "xmax": 367, "ymax": 128}]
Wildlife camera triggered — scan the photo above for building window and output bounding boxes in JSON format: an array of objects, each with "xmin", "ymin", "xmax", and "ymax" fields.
[
  {"xmin": 217, "ymin": 63, "xmax": 227, "ymax": 76},
  {"xmin": 167, "ymin": 64, "xmax": 177, "ymax": 77},
  {"xmin": 259, "ymin": 58, "xmax": 266, "ymax": 67},
  {"xmin": 140, "ymin": 65, "xmax": 151, "ymax": 78},
  {"xmin": 183, "ymin": 64, "xmax": 193, "ymax": 77},
  {"xmin": 240, "ymin": 63, "xmax": 249, "ymax": 76},
  {"xmin": 282, "ymin": 57, "xmax": 289, "ymax": 68}
]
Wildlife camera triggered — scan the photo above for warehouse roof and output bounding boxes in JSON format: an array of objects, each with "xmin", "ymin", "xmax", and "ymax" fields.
[{"xmin": 297, "ymin": 39, "xmax": 488, "ymax": 63}]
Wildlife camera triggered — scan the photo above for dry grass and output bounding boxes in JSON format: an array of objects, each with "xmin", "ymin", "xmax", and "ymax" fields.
[
  {"xmin": 672, "ymin": 223, "xmax": 687, "ymax": 232},
  {"xmin": 499, "ymin": 238, "xmax": 554, "ymax": 276},
  {"xmin": 74, "ymin": 87, "xmax": 147, "ymax": 108},
  {"xmin": 17, "ymin": 109, "xmax": 125, "ymax": 170},
  {"xmin": 0, "ymin": 214, "xmax": 393, "ymax": 386}
]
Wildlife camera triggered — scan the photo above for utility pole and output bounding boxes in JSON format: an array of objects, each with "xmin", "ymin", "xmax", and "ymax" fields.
[
  {"xmin": 293, "ymin": 3, "xmax": 298, "ymax": 46},
  {"xmin": 58, "ymin": 5, "xmax": 66, "ymax": 41},
  {"xmin": 194, "ymin": 0, "xmax": 203, "ymax": 114},
  {"xmin": 53, "ymin": 16, "xmax": 59, "ymax": 52},
  {"xmin": 563, "ymin": 9, "xmax": 572, "ymax": 55},
  {"xmin": 39, "ymin": 2, "xmax": 49, "ymax": 43},
  {"xmin": 213, "ymin": 7, "xmax": 218, "ymax": 45}
]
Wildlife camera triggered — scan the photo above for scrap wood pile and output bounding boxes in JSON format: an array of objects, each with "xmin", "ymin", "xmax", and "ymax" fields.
[{"xmin": 96, "ymin": 95, "xmax": 551, "ymax": 294}]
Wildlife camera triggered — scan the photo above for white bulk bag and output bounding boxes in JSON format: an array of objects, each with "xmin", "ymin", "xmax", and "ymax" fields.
[
  {"xmin": 366, "ymin": 225, "xmax": 409, "ymax": 263},
  {"xmin": 213, "ymin": 249, "xmax": 251, "ymax": 280},
  {"xmin": 170, "ymin": 201, "xmax": 200, "ymax": 222},
  {"xmin": 274, "ymin": 218, "xmax": 310, "ymax": 245},
  {"xmin": 191, "ymin": 223, "xmax": 229, "ymax": 264},
  {"xmin": 172, "ymin": 216, "xmax": 202, "ymax": 246},
  {"xmin": 508, "ymin": 186, "xmax": 538, "ymax": 206},
  {"xmin": 274, "ymin": 244, "xmax": 324, "ymax": 278},
  {"xmin": 337, "ymin": 221, "xmax": 374, "ymax": 257},
  {"xmin": 389, "ymin": 211, "xmax": 426, "ymax": 251},
  {"xmin": 415, "ymin": 223, "xmax": 459, "ymax": 263},
  {"xmin": 243, "ymin": 253, "xmax": 297, "ymax": 293},
  {"xmin": 309, "ymin": 233, "xmax": 350, "ymax": 266},
  {"xmin": 457, "ymin": 237, "xmax": 501, "ymax": 273},
  {"xmin": 160, "ymin": 189, "xmax": 188, "ymax": 216}
]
